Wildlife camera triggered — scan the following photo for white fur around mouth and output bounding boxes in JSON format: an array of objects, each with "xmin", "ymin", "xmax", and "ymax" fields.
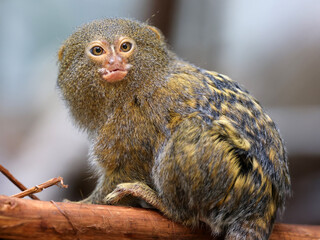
[
  {"xmin": 98, "ymin": 68, "xmax": 111, "ymax": 75},
  {"xmin": 98, "ymin": 64, "xmax": 132, "ymax": 75}
]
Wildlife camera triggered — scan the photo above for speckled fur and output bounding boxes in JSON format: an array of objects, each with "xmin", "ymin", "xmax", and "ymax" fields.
[{"xmin": 57, "ymin": 18, "xmax": 291, "ymax": 240}]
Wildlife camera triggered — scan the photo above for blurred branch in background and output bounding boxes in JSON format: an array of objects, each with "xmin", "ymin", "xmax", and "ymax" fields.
[{"xmin": 149, "ymin": 0, "xmax": 177, "ymax": 41}]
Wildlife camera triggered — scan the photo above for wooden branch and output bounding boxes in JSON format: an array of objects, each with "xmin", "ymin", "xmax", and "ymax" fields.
[
  {"xmin": 0, "ymin": 195, "xmax": 212, "ymax": 240},
  {"xmin": 0, "ymin": 164, "xmax": 39, "ymax": 200},
  {"xmin": 0, "ymin": 195, "xmax": 320, "ymax": 240},
  {"xmin": 270, "ymin": 224, "xmax": 320, "ymax": 240},
  {"xmin": 11, "ymin": 177, "xmax": 68, "ymax": 199}
]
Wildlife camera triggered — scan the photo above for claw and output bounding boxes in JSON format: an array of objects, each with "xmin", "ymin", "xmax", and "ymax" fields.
[{"xmin": 104, "ymin": 184, "xmax": 127, "ymax": 204}]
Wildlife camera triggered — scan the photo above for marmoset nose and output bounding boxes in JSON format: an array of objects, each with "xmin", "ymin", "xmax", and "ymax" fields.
[
  {"xmin": 108, "ymin": 54, "xmax": 123, "ymax": 65},
  {"xmin": 108, "ymin": 56, "xmax": 115, "ymax": 65}
]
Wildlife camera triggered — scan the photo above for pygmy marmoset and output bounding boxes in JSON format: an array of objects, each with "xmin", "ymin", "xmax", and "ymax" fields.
[{"xmin": 57, "ymin": 18, "xmax": 291, "ymax": 240}]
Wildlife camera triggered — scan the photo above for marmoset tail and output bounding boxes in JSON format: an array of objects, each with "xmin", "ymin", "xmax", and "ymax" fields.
[{"xmin": 57, "ymin": 18, "xmax": 290, "ymax": 240}]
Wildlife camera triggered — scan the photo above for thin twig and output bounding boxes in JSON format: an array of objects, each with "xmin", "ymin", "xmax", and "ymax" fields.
[
  {"xmin": 0, "ymin": 164, "xmax": 39, "ymax": 200},
  {"xmin": 11, "ymin": 177, "xmax": 68, "ymax": 199}
]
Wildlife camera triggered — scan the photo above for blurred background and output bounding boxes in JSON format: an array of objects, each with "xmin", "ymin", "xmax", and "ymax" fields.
[{"xmin": 0, "ymin": 0, "xmax": 319, "ymax": 225}]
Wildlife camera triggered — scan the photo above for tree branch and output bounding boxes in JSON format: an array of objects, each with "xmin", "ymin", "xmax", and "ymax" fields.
[
  {"xmin": 0, "ymin": 164, "xmax": 39, "ymax": 200},
  {"xmin": 10, "ymin": 177, "xmax": 68, "ymax": 199},
  {"xmin": 0, "ymin": 195, "xmax": 319, "ymax": 240}
]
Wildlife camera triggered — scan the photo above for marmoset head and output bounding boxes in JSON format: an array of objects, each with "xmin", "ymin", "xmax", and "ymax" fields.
[
  {"xmin": 57, "ymin": 18, "xmax": 170, "ymax": 131},
  {"xmin": 58, "ymin": 18, "xmax": 168, "ymax": 85}
]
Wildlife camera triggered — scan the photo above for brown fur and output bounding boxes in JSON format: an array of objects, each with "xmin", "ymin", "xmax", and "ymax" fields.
[{"xmin": 57, "ymin": 18, "xmax": 290, "ymax": 239}]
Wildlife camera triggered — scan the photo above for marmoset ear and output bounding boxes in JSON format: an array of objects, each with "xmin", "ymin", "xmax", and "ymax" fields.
[
  {"xmin": 146, "ymin": 25, "xmax": 164, "ymax": 41},
  {"xmin": 58, "ymin": 45, "xmax": 65, "ymax": 61}
]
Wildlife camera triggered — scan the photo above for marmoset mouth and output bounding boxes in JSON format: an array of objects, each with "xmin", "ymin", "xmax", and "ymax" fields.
[
  {"xmin": 98, "ymin": 64, "xmax": 132, "ymax": 83},
  {"xmin": 98, "ymin": 68, "xmax": 127, "ymax": 82}
]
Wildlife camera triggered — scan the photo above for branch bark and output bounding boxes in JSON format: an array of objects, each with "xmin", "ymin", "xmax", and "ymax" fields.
[{"xmin": 0, "ymin": 195, "xmax": 319, "ymax": 240}]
